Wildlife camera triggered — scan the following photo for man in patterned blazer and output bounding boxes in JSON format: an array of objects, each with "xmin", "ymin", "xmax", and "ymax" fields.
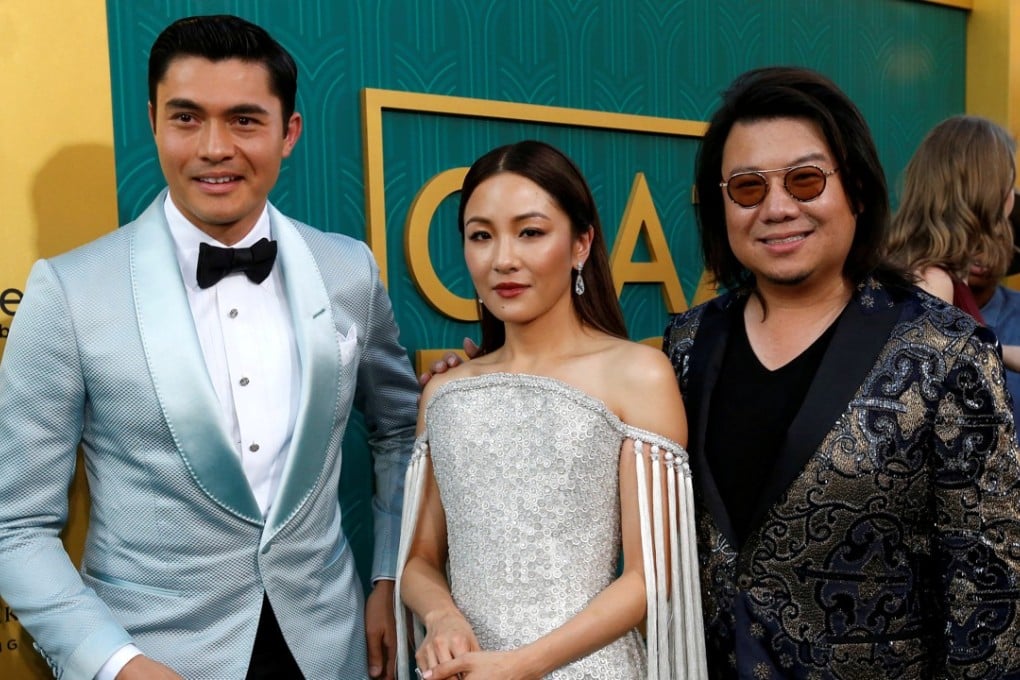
[
  {"xmin": 665, "ymin": 66, "xmax": 1020, "ymax": 679},
  {"xmin": 0, "ymin": 15, "xmax": 418, "ymax": 680}
]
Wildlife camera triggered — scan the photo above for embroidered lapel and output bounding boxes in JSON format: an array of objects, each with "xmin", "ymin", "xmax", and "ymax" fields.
[{"xmin": 686, "ymin": 295, "xmax": 742, "ymax": 548}]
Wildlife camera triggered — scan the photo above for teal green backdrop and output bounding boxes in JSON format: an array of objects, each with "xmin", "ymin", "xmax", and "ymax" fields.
[{"xmin": 106, "ymin": 0, "xmax": 967, "ymax": 585}]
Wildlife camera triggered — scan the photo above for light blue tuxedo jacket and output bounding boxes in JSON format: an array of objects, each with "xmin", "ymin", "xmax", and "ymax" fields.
[{"xmin": 0, "ymin": 193, "xmax": 419, "ymax": 679}]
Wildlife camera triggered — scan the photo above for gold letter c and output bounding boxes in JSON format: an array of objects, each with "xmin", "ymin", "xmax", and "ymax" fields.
[{"xmin": 405, "ymin": 167, "xmax": 478, "ymax": 321}]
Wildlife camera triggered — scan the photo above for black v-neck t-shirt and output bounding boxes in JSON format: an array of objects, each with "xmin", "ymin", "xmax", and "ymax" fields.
[{"xmin": 705, "ymin": 303, "xmax": 840, "ymax": 546}]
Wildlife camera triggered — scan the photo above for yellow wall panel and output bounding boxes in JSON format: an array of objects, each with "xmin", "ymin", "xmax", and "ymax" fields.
[
  {"xmin": 967, "ymin": 0, "xmax": 1020, "ymax": 135},
  {"xmin": 0, "ymin": 0, "xmax": 112, "ymax": 675},
  {"xmin": 0, "ymin": 0, "xmax": 119, "ymax": 357}
]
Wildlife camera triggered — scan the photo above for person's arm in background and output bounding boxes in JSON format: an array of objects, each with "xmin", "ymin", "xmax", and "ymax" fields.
[
  {"xmin": 915, "ymin": 265, "xmax": 955, "ymax": 303},
  {"xmin": 999, "ymin": 344, "xmax": 1020, "ymax": 372}
]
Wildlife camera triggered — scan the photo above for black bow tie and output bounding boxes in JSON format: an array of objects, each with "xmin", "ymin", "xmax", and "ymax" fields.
[{"xmin": 196, "ymin": 238, "xmax": 278, "ymax": 289}]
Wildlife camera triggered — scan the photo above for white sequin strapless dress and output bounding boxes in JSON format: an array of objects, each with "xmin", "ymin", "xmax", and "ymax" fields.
[{"xmin": 395, "ymin": 373, "xmax": 707, "ymax": 680}]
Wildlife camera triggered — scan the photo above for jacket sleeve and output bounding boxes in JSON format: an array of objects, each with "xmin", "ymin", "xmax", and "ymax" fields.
[
  {"xmin": 351, "ymin": 243, "xmax": 420, "ymax": 582},
  {"xmin": 933, "ymin": 326, "xmax": 1020, "ymax": 678},
  {"xmin": 0, "ymin": 260, "xmax": 132, "ymax": 680}
]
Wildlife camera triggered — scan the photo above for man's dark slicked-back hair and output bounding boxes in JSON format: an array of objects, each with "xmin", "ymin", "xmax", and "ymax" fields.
[
  {"xmin": 148, "ymin": 14, "xmax": 298, "ymax": 128},
  {"xmin": 695, "ymin": 67, "xmax": 897, "ymax": 295}
]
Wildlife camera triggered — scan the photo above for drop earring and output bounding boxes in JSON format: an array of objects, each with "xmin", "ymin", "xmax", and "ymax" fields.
[{"xmin": 574, "ymin": 261, "xmax": 586, "ymax": 296}]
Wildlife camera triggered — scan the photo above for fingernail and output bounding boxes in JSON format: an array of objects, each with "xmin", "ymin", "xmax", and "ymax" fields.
[
  {"xmin": 422, "ymin": 671, "xmax": 433, "ymax": 679},
  {"xmin": 369, "ymin": 666, "xmax": 381, "ymax": 676}
]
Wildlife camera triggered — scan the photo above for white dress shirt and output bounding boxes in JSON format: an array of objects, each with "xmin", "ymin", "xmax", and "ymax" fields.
[
  {"xmin": 165, "ymin": 196, "xmax": 301, "ymax": 515},
  {"xmin": 96, "ymin": 195, "xmax": 300, "ymax": 679}
]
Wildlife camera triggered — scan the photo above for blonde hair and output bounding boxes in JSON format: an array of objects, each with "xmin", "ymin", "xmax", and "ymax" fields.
[{"xmin": 885, "ymin": 115, "xmax": 1016, "ymax": 281}]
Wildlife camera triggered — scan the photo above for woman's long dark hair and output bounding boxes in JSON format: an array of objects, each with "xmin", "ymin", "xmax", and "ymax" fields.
[{"xmin": 458, "ymin": 140, "xmax": 627, "ymax": 355}]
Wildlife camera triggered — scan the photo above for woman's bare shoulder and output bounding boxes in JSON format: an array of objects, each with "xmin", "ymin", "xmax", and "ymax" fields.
[
  {"xmin": 420, "ymin": 358, "xmax": 478, "ymax": 406},
  {"xmin": 601, "ymin": 338, "xmax": 676, "ymax": 384},
  {"xmin": 420, "ymin": 349, "xmax": 510, "ymax": 404},
  {"xmin": 582, "ymin": 339, "xmax": 678, "ymax": 406},
  {"xmin": 591, "ymin": 339, "xmax": 686, "ymax": 440}
]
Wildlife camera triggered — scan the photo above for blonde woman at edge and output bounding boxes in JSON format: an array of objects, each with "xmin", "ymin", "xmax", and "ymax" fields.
[
  {"xmin": 394, "ymin": 141, "xmax": 706, "ymax": 680},
  {"xmin": 883, "ymin": 115, "xmax": 1020, "ymax": 369}
]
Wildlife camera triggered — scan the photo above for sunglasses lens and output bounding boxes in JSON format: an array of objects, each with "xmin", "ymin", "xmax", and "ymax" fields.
[
  {"xmin": 727, "ymin": 174, "xmax": 768, "ymax": 207},
  {"xmin": 785, "ymin": 166, "xmax": 827, "ymax": 200}
]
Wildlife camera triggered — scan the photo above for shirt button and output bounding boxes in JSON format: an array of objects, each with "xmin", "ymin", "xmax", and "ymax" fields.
[
  {"xmin": 229, "ymin": 308, "xmax": 239, "ymax": 318},
  {"xmin": 239, "ymin": 377, "xmax": 250, "ymax": 387},
  {"xmin": 249, "ymin": 443, "xmax": 260, "ymax": 452}
]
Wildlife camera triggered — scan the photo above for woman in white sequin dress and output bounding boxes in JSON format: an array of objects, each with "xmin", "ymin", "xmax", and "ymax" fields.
[{"xmin": 395, "ymin": 141, "xmax": 707, "ymax": 680}]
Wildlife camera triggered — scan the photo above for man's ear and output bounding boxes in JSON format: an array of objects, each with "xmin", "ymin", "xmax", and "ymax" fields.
[
  {"xmin": 281, "ymin": 112, "xmax": 303, "ymax": 157},
  {"xmin": 148, "ymin": 102, "xmax": 157, "ymax": 135}
]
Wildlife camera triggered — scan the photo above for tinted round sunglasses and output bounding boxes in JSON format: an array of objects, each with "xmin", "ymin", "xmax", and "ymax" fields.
[{"xmin": 720, "ymin": 164, "xmax": 838, "ymax": 208}]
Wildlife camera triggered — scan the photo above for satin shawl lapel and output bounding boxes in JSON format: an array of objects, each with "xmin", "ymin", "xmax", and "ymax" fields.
[
  {"xmin": 130, "ymin": 193, "xmax": 261, "ymax": 523},
  {"xmin": 686, "ymin": 296, "xmax": 741, "ymax": 548},
  {"xmin": 747, "ymin": 283, "xmax": 901, "ymax": 532},
  {"xmin": 263, "ymin": 208, "xmax": 340, "ymax": 540}
]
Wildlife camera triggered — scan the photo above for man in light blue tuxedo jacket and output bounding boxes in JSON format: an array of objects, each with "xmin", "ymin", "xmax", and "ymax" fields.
[{"xmin": 0, "ymin": 15, "xmax": 419, "ymax": 680}]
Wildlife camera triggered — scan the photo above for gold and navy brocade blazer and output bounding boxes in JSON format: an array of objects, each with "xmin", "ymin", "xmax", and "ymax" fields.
[{"xmin": 664, "ymin": 276, "xmax": 1020, "ymax": 680}]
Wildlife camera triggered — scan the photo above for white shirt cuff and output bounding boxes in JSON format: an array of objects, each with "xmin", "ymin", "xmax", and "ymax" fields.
[{"xmin": 95, "ymin": 643, "xmax": 142, "ymax": 680}]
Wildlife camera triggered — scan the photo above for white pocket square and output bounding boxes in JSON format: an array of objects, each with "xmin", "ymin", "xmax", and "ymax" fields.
[{"xmin": 338, "ymin": 324, "xmax": 358, "ymax": 366}]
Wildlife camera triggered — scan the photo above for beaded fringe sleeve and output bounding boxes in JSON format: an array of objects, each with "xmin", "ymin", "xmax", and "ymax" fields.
[{"xmin": 394, "ymin": 431, "xmax": 708, "ymax": 679}]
